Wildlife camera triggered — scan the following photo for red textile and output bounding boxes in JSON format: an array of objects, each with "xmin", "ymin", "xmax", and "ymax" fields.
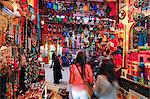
[{"xmin": 109, "ymin": 2, "xmax": 116, "ymax": 17}]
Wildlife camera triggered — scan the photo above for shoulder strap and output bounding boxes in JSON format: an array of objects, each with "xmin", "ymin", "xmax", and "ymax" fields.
[{"xmin": 75, "ymin": 64, "xmax": 85, "ymax": 81}]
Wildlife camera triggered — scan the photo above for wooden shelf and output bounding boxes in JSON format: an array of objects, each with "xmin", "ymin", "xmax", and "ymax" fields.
[
  {"xmin": 120, "ymin": 77, "xmax": 150, "ymax": 88},
  {"xmin": 119, "ymin": 77, "xmax": 150, "ymax": 98}
]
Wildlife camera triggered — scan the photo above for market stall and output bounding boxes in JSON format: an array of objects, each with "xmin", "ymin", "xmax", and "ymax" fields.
[{"xmin": 119, "ymin": 0, "xmax": 150, "ymax": 98}]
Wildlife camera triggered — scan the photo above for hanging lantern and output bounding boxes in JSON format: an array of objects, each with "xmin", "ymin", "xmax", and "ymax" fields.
[
  {"xmin": 53, "ymin": 2, "xmax": 58, "ymax": 11},
  {"xmin": 74, "ymin": 2, "xmax": 78, "ymax": 12},
  {"xmin": 62, "ymin": 4, "xmax": 67, "ymax": 13},
  {"xmin": 134, "ymin": 26, "xmax": 146, "ymax": 33},
  {"xmin": 63, "ymin": 16, "xmax": 68, "ymax": 23},
  {"xmin": 53, "ymin": 15, "xmax": 58, "ymax": 22},
  {"xmin": 84, "ymin": 17, "xmax": 89, "ymax": 23},
  {"xmin": 69, "ymin": 17, "xmax": 73, "ymax": 23},
  {"xmin": 133, "ymin": 12, "xmax": 145, "ymax": 22},
  {"xmin": 134, "ymin": 0, "xmax": 145, "ymax": 8},
  {"xmin": 93, "ymin": 4, "xmax": 97, "ymax": 12},
  {"xmin": 58, "ymin": 16, "xmax": 62, "ymax": 23},
  {"xmin": 69, "ymin": 4, "xmax": 74, "ymax": 12},
  {"xmin": 83, "ymin": 3, "xmax": 89, "ymax": 12},
  {"xmin": 47, "ymin": 2, "xmax": 53, "ymax": 9}
]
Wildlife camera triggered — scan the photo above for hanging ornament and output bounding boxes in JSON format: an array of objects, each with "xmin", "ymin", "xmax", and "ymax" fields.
[{"xmin": 133, "ymin": 12, "xmax": 145, "ymax": 22}]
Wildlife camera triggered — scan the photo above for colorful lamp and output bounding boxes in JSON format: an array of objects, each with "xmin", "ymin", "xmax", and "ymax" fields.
[
  {"xmin": 133, "ymin": 12, "xmax": 145, "ymax": 22},
  {"xmin": 47, "ymin": 2, "xmax": 53, "ymax": 9},
  {"xmin": 84, "ymin": 3, "xmax": 89, "ymax": 12},
  {"xmin": 53, "ymin": 2, "xmax": 58, "ymax": 11}
]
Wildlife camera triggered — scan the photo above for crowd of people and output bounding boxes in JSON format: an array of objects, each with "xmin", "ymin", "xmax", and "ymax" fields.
[{"xmin": 50, "ymin": 49, "xmax": 120, "ymax": 99}]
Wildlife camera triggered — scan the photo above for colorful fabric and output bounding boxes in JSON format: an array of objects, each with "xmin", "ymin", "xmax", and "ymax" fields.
[{"xmin": 109, "ymin": 2, "xmax": 116, "ymax": 17}]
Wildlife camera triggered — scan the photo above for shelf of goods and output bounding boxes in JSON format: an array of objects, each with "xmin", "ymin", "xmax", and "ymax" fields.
[
  {"xmin": 18, "ymin": 81, "xmax": 45, "ymax": 99},
  {"xmin": 42, "ymin": 81, "xmax": 69, "ymax": 99},
  {"xmin": 120, "ymin": 50, "xmax": 150, "ymax": 98}
]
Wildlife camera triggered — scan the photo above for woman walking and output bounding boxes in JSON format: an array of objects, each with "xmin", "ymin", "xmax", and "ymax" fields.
[
  {"xmin": 51, "ymin": 53, "xmax": 62, "ymax": 84},
  {"xmin": 93, "ymin": 59, "xmax": 118, "ymax": 99},
  {"xmin": 69, "ymin": 51, "xmax": 94, "ymax": 99}
]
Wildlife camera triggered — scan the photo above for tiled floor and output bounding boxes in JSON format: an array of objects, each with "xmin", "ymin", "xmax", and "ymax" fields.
[{"xmin": 45, "ymin": 64, "xmax": 73, "ymax": 98}]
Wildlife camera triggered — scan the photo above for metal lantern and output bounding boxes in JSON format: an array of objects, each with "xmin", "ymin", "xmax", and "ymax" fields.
[
  {"xmin": 133, "ymin": 12, "xmax": 145, "ymax": 22},
  {"xmin": 134, "ymin": 26, "xmax": 146, "ymax": 34},
  {"xmin": 134, "ymin": 0, "xmax": 145, "ymax": 8}
]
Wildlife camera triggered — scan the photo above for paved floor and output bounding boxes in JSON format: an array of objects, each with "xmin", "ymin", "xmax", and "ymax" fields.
[{"xmin": 45, "ymin": 64, "xmax": 73, "ymax": 98}]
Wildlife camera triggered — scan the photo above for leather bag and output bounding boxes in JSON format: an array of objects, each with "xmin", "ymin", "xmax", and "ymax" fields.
[{"xmin": 75, "ymin": 65, "xmax": 93, "ymax": 98}]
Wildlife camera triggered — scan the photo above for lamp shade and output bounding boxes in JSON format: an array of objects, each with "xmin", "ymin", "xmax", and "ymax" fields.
[{"xmin": 47, "ymin": 2, "xmax": 53, "ymax": 9}]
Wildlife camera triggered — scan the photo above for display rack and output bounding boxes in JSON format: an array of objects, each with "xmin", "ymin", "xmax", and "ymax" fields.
[{"xmin": 119, "ymin": 0, "xmax": 150, "ymax": 98}]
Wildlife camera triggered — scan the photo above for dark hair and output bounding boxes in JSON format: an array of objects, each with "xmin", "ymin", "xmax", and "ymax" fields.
[
  {"xmin": 52, "ymin": 53, "xmax": 56, "ymax": 60},
  {"xmin": 76, "ymin": 51, "xmax": 86, "ymax": 78},
  {"xmin": 100, "ymin": 59, "xmax": 116, "ymax": 84}
]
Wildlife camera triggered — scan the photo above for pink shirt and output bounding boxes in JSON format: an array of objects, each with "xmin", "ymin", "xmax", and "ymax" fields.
[{"xmin": 69, "ymin": 64, "xmax": 93, "ymax": 90}]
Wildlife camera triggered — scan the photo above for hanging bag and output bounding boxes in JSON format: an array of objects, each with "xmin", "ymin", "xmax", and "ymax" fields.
[{"xmin": 75, "ymin": 65, "xmax": 93, "ymax": 99}]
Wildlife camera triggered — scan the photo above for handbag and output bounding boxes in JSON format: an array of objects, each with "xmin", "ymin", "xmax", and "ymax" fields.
[{"xmin": 75, "ymin": 65, "xmax": 93, "ymax": 98}]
